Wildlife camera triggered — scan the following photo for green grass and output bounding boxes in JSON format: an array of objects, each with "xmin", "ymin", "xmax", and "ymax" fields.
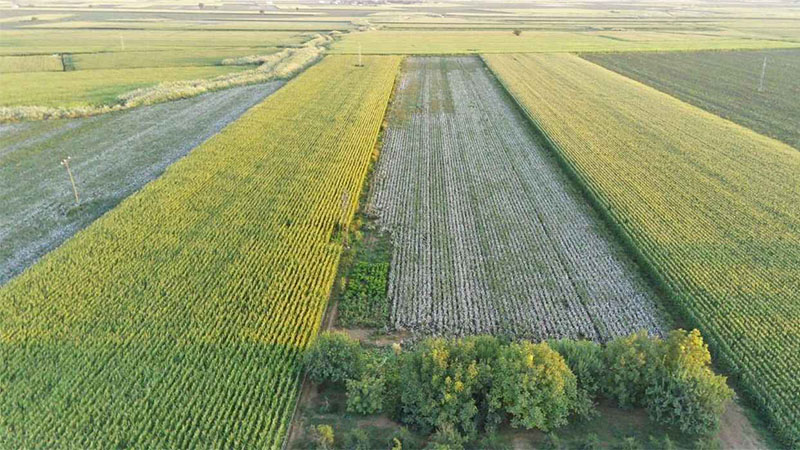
[
  {"xmin": 330, "ymin": 30, "xmax": 800, "ymax": 54},
  {"xmin": 0, "ymin": 65, "xmax": 248, "ymax": 107},
  {"xmin": 583, "ymin": 49, "xmax": 800, "ymax": 150}
]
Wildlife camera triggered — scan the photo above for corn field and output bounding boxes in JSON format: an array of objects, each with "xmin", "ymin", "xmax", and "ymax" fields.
[
  {"xmin": 0, "ymin": 55, "xmax": 400, "ymax": 448},
  {"xmin": 485, "ymin": 53, "xmax": 800, "ymax": 447},
  {"xmin": 370, "ymin": 56, "xmax": 665, "ymax": 341}
]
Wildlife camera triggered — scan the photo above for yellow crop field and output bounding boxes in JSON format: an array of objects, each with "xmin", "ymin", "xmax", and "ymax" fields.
[
  {"xmin": 0, "ymin": 54, "xmax": 64, "ymax": 73},
  {"xmin": 485, "ymin": 53, "xmax": 800, "ymax": 446},
  {"xmin": 0, "ymin": 55, "xmax": 401, "ymax": 448}
]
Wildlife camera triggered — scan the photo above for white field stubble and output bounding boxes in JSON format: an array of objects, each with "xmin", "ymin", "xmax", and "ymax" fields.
[{"xmin": 371, "ymin": 56, "xmax": 665, "ymax": 341}]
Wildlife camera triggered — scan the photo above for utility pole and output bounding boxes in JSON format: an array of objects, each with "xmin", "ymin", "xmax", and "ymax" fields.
[
  {"xmin": 758, "ymin": 55, "xmax": 767, "ymax": 92},
  {"xmin": 60, "ymin": 157, "xmax": 80, "ymax": 205}
]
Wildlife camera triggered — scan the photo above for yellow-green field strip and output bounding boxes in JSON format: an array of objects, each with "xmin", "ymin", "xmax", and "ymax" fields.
[
  {"xmin": 484, "ymin": 53, "xmax": 800, "ymax": 446},
  {"xmin": 0, "ymin": 55, "xmax": 401, "ymax": 448}
]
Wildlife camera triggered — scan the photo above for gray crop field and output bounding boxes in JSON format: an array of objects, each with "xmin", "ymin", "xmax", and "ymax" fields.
[
  {"xmin": 0, "ymin": 81, "xmax": 282, "ymax": 284},
  {"xmin": 370, "ymin": 56, "xmax": 666, "ymax": 341}
]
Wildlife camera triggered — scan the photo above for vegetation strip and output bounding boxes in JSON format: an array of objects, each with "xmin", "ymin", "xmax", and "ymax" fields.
[
  {"xmin": 0, "ymin": 55, "xmax": 401, "ymax": 448},
  {"xmin": 371, "ymin": 56, "xmax": 665, "ymax": 340},
  {"xmin": 484, "ymin": 53, "xmax": 800, "ymax": 447}
]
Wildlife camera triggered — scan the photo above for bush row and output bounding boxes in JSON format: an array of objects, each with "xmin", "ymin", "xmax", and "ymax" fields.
[{"xmin": 304, "ymin": 329, "xmax": 733, "ymax": 448}]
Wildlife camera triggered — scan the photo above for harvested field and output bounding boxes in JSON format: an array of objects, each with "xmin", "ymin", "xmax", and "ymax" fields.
[
  {"xmin": 0, "ymin": 81, "xmax": 282, "ymax": 285},
  {"xmin": 370, "ymin": 56, "xmax": 665, "ymax": 341}
]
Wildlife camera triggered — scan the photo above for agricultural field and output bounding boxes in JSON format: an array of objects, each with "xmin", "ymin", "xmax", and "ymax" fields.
[
  {"xmin": 0, "ymin": 28, "xmax": 316, "ymax": 111},
  {"xmin": 371, "ymin": 56, "xmax": 665, "ymax": 340},
  {"xmin": 0, "ymin": 55, "xmax": 400, "ymax": 447},
  {"xmin": 0, "ymin": 65, "xmax": 250, "ymax": 108},
  {"xmin": 583, "ymin": 49, "xmax": 800, "ymax": 149},
  {"xmin": 0, "ymin": 81, "xmax": 283, "ymax": 285},
  {"xmin": 0, "ymin": 54, "xmax": 63, "ymax": 73},
  {"xmin": 2, "ymin": 0, "xmax": 800, "ymax": 447},
  {"xmin": 330, "ymin": 30, "xmax": 800, "ymax": 54},
  {"xmin": 485, "ymin": 53, "xmax": 800, "ymax": 446}
]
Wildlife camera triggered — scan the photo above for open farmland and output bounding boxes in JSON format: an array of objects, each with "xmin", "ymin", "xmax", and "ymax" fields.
[
  {"xmin": 371, "ymin": 56, "xmax": 665, "ymax": 340},
  {"xmin": 583, "ymin": 49, "xmax": 800, "ymax": 149},
  {"xmin": 0, "ymin": 65, "xmax": 250, "ymax": 108},
  {"xmin": 485, "ymin": 53, "xmax": 800, "ymax": 446},
  {"xmin": 330, "ymin": 30, "xmax": 800, "ymax": 54},
  {"xmin": 0, "ymin": 54, "xmax": 63, "ymax": 73},
  {"xmin": 0, "ymin": 55, "xmax": 400, "ymax": 447},
  {"xmin": 0, "ymin": 81, "xmax": 283, "ymax": 285}
]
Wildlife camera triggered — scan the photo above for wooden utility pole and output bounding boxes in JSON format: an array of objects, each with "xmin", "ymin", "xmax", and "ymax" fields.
[
  {"xmin": 60, "ymin": 156, "xmax": 80, "ymax": 205},
  {"xmin": 758, "ymin": 56, "xmax": 767, "ymax": 92}
]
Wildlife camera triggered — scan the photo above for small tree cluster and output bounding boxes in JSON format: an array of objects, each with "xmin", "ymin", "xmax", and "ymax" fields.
[{"xmin": 304, "ymin": 329, "xmax": 732, "ymax": 443}]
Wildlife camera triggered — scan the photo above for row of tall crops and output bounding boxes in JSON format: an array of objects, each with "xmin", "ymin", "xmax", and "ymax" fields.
[
  {"xmin": 0, "ymin": 55, "xmax": 401, "ymax": 448},
  {"xmin": 484, "ymin": 53, "xmax": 800, "ymax": 447}
]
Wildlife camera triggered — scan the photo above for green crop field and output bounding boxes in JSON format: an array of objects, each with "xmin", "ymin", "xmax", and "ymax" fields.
[
  {"xmin": 485, "ymin": 53, "xmax": 800, "ymax": 446},
  {"xmin": 0, "ymin": 55, "xmax": 400, "ymax": 448},
  {"xmin": 0, "ymin": 65, "xmax": 249, "ymax": 107},
  {"xmin": 583, "ymin": 49, "xmax": 800, "ymax": 150}
]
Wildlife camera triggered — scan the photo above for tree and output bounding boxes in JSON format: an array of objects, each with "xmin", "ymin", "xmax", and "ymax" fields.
[
  {"xmin": 303, "ymin": 331, "xmax": 362, "ymax": 384},
  {"xmin": 398, "ymin": 338, "xmax": 483, "ymax": 438},
  {"xmin": 645, "ymin": 330, "xmax": 733, "ymax": 435},
  {"xmin": 488, "ymin": 341, "xmax": 579, "ymax": 432},
  {"xmin": 512, "ymin": 29, "xmax": 522, "ymax": 36},
  {"xmin": 602, "ymin": 331, "xmax": 661, "ymax": 408}
]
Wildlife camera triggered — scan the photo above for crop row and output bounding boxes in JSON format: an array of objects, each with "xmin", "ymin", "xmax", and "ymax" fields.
[
  {"xmin": 484, "ymin": 53, "xmax": 800, "ymax": 447},
  {"xmin": 0, "ymin": 55, "xmax": 401, "ymax": 448},
  {"xmin": 370, "ymin": 56, "xmax": 665, "ymax": 341}
]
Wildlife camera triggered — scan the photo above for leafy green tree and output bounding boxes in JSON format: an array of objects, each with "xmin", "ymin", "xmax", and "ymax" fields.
[
  {"xmin": 603, "ymin": 330, "xmax": 661, "ymax": 408},
  {"xmin": 488, "ymin": 341, "xmax": 579, "ymax": 432},
  {"xmin": 304, "ymin": 332, "xmax": 362, "ymax": 384},
  {"xmin": 398, "ymin": 338, "xmax": 483, "ymax": 438},
  {"xmin": 645, "ymin": 330, "xmax": 733, "ymax": 435}
]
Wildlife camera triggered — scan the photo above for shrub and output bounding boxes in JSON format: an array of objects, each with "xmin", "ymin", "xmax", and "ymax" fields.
[
  {"xmin": 346, "ymin": 374, "xmax": 384, "ymax": 415},
  {"xmin": 425, "ymin": 423, "xmax": 467, "ymax": 450},
  {"xmin": 310, "ymin": 424, "xmax": 335, "ymax": 450},
  {"xmin": 580, "ymin": 433, "xmax": 601, "ymax": 450},
  {"xmin": 542, "ymin": 433, "xmax": 563, "ymax": 450},
  {"xmin": 488, "ymin": 341, "xmax": 579, "ymax": 432},
  {"xmin": 304, "ymin": 332, "xmax": 363, "ymax": 384},
  {"xmin": 343, "ymin": 428, "xmax": 371, "ymax": 450},
  {"xmin": 616, "ymin": 436, "xmax": 642, "ymax": 450}
]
